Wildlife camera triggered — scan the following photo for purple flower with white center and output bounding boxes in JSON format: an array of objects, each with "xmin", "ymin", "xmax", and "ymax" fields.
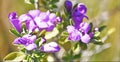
[
  {"xmin": 64, "ymin": 0, "xmax": 72, "ymax": 12},
  {"xmin": 40, "ymin": 42, "xmax": 60, "ymax": 52},
  {"xmin": 72, "ymin": 3, "xmax": 88, "ymax": 28},
  {"xmin": 8, "ymin": 12, "xmax": 22, "ymax": 33},
  {"xmin": 67, "ymin": 26, "xmax": 82, "ymax": 41},
  {"xmin": 14, "ymin": 34, "xmax": 37, "ymax": 50}
]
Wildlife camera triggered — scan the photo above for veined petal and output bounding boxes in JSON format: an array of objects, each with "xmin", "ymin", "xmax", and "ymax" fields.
[
  {"xmin": 10, "ymin": 19, "xmax": 22, "ymax": 33},
  {"xmin": 28, "ymin": 10, "xmax": 40, "ymax": 18},
  {"xmin": 25, "ymin": 43, "xmax": 37, "ymax": 51},
  {"xmin": 40, "ymin": 42, "xmax": 60, "ymax": 52}
]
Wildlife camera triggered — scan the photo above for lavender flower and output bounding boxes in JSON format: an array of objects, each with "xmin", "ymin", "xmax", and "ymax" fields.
[
  {"xmin": 14, "ymin": 34, "xmax": 37, "ymax": 50},
  {"xmin": 34, "ymin": 10, "xmax": 61, "ymax": 31},
  {"xmin": 67, "ymin": 22, "xmax": 93, "ymax": 43},
  {"xmin": 9, "ymin": 10, "xmax": 61, "ymax": 33},
  {"xmin": 72, "ymin": 3, "xmax": 88, "ymax": 28},
  {"xmin": 8, "ymin": 12, "xmax": 22, "ymax": 33},
  {"xmin": 64, "ymin": 0, "xmax": 72, "ymax": 12},
  {"xmin": 40, "ymin": 42, "xmax": 60, "ymax": 52}
]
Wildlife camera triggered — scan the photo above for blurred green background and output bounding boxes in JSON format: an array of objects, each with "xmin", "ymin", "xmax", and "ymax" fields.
[{"xmin": 0, "ymin": 0, "xmax": 120, "ymax": 61}]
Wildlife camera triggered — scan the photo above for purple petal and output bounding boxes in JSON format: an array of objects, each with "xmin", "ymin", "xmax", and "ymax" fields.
[
  {"xmin": 18, "ymin": 14, "xmax": 31, "ymax": 23},
  {"xmin": 81, "ymin": 34, "xmax": 91, "ymax": 43},
  {"xmin": 67, "ymin": 25, "xmax": 75, "ymax": 33},
  {"xmin": 40, "ymin": 42, "xmax": 60, "ymax": 52},
  {"xmin": 77, "ymin": 3, "xmax": 87, "ymax": 14},
  {"xmin": 26, "ymin": 20, "xmax": 37, "ymax": 33},
  {"xmin": 25, "ymin": 43, "xmax": 37, "ymax": 51},
  {"xmin": 28, "ymin": 10, "xmax": 40, "ymax": 18},
  {"xmin": 23, "ymin": 34, "xmax": 36, "ymax": 43},
  {"xmin": 10, "ymin": 19, "xmax": 22, "ymax": 33},
  {"xmin": 14, "ymin": 37, "xmax": 23, "ymax": 44},
  {"xmin": 79, "ymin": 22, "xmax": 90, "ymax": 33},
  {"xmin": 8, "ymin": 12, "xmax": 17, "ymax": 20},
  {"xmin": 67, "ymin": 26, "xmax": 82, "ymax": 41}
]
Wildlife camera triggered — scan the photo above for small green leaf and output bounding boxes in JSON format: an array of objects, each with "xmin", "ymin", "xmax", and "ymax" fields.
[
  {"xmin": 35, "ymin": 37, "xmax": 41, "ymax": 44},
  {"xmin": 79, "ymin": 42, "xmax": 87, "ymax": 50},
  {"xmin": 73, "ymin": 42, "xmax": 79, "ymax": 50},
  {"xmin": 94, "ymin": 41, "xmax": 103, "ymax": 45},
  {"xmin": 94, "ymin": 31, "xmax": 100, "ymax": 37},
  {"xmin": 73, "ymin": 53, "xmax": 81, "ymax": 59},
  {"xmin": 4, "ymin": 52, "xmax": 26, "ymax": 61},
  {"xmin": 99, "ymin": 25, "xmax": 106, "ymax": 32},
  {"xmin": 9, "ymin": 29, "xmax": 21, "ymax": 37}
]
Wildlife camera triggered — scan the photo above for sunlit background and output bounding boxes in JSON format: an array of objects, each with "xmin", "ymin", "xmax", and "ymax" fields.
[{"xmin": 0, "ymin": 0, "xmax": 120, "ymax": 61}]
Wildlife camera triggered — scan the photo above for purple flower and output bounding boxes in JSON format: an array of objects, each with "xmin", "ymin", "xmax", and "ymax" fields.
[
  {"xmin": 9, "ymin": 10, "xmax": 61, "ymax": 33},
  {"xmin": 64, "ymin": 0, "xmax": 72, "ymax": 12},
  {"xmin": 67, "ymin": 22, "xmax": 93, "ymax": 43},
  {"xmin": 14, "ymin": 34, "xmax": 37, "ymax": 50},
  {"xmin": 72, "ymin": 3, "xmax": 88, "ymax": 28},
  {"xmin": 40, "ymin": 42, "xmax": 60, "ymax": 52},
  {"xmin": 67, "ymin": 26, "xmax": 82, "ymax": 41},
  {"xmin": 8, "ymin": 12, "xmax": 22, "ymax": 33},
  {"xmin": 34, "ymin": 10, "xmax": 60, "ymax": 31}
]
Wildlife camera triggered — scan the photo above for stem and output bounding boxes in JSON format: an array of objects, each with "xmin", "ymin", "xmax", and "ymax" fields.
[{"xmin": 34, "ymin": 0, "xmax": 39, "ymax": 9}]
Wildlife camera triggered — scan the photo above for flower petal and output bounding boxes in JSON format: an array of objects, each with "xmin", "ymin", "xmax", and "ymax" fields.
[
  {"xmin": 40, "ymin": 42, "xmax": 60, "ymax": 52},
  {"xmin": 25, "ymin": 43, "xmax": 37, "ymax": 51}
]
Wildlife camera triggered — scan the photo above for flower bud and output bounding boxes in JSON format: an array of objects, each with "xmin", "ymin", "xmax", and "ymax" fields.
[{"xmin": 64, "ymin": 0, "xmax": 72, "ymax": 12}]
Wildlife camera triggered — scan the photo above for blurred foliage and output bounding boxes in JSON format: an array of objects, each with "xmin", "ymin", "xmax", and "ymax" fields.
[{"xmin": 0, "ymin": 0, "xmax": 120, "ymax": 61}]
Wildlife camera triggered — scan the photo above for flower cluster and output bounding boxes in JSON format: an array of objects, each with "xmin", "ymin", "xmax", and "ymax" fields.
[
  {"xmin": 8, "ymin": 10, "xmax": 61, "ymax": 52},
  {"xmin": 65, "ymin": 1, "xmax": 94, "ymax": 44}
]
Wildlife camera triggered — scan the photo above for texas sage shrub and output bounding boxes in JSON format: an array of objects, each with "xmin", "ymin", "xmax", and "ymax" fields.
[{"xmin": 4, "ymin": 0, "xmax": 105, "ymax": 62}]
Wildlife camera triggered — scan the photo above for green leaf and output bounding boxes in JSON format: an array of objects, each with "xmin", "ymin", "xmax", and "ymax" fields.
[
  {"xmin": 94, "ymin": 31, "xmax": 100, "ymax": 37},
  {"xmin": 9, "ymin": 29, "xmax": 21, "ymax": 37},
  {"xmin": 88, "ymin": 23, "xmax": 93, "ymax": 33},
  {"xmin": 99, "ymin": 25, "xmax": 106, "ymax": 32},
  {"xmin": 94, "ymin": 41, "xmax": 103, "ymax": 45},
  {"xmin": 73, "ymin": 53, "xmax": 81, "ymax": 59},
  {"xmin": 35, "ymin": 37, "xmax": 41, "ymax": 46},
  {"xmin": 4, "ymin": 52, "xmax": 26, "ymax": 61},
  {"xmin": 45, "ymin": 28, "xmax": 59, "ymax": 40},
  {"xmin": 24, "ymin": 0, "xmax": 34, "ymax": 4},
  {"xmin": 79, "ymin": 42, "xmax": 87, "ymax": 50},
  {"xmin": 73, "ymin": 42, "xmax": 79, "ymax": 50}
]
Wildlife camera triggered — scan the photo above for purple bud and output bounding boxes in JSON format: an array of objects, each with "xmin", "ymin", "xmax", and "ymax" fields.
[
  {"xmin": 40, "ymin": 42, "xmax": 60, "ymax": 52},
  {"xmin": 64, "ymin": 0, "xmax": 72, "ymax": 12},
  {"xmin": 41, "ymin": 37, "xmax": 46, "ymax": 44},
  {"xmin": 8, "ymin": 12, "xmax": 22, "ymax": 33}
]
